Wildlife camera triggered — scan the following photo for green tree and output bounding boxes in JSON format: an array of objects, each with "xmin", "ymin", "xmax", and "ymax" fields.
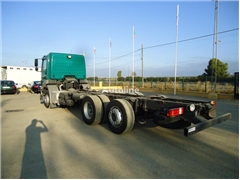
[
  {"xmin": 126, "ymin": 76, "xmax": 132, "ymax": 81},
  {"xmin": 87, "ymin": 76, "xmax": 98, "ymax": 81},
  {"xmin": 134, "ymin": 76, "xmax": 142, "ymax": 82},
  {"xmin": 203, "ymin": 58, "xmax": 230, "ymax": 77},
  {"xmin": 117, "ymin": 77, "xmax": 124, "ymax": 81},
  {"xmin": 117, "ymin": 70, "xmax": 122, "ymax": 77}
]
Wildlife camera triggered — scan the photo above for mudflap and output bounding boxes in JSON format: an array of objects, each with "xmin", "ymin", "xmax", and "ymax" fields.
[
  {"xmin": 47, "ymin": 85, "xmax": 59, "ymax": 108},
  {"xmin": 184, "ymin": 113, "xmax": 232, "ymax": 136}
]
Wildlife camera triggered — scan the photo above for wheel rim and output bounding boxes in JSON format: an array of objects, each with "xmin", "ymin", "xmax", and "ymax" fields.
[
  {"xmin": 108, "ymin": 106, "xmax": 123, "ymax": 128},
  {"xmin": 44, "ymin": 94, "xmax": 50, "ymax": 106},
  {"xmin": 83, "ymin": 101, "xmax": 93, "ymax": 119}
]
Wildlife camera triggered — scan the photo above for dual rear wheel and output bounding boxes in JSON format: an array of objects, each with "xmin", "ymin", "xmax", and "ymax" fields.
[{"xmin": 81, "ymin": 95, "xmax": 135, "ymax": 134}]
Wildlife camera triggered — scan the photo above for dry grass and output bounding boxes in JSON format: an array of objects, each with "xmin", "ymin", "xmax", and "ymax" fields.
[{"xmin": 89, "ymin": 81, "xmax": 235, "ymax": 94}]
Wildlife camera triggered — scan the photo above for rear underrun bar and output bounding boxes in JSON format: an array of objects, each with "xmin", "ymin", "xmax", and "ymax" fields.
[{"xmin": 184, "ymin": 113, "xmax": 232, "ymax": 136}]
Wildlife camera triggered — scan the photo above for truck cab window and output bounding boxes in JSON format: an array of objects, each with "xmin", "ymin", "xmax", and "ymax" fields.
[{"xmin": 42, "ymin": 59, "xmax": 47, "ymax": 74}]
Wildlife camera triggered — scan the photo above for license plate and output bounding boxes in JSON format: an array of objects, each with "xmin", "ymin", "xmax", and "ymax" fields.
[
  {"xmin": 188, "ymin": 127, "xmax": 196, "ymax": 133},
  {"xmin": 3, "ymin": 87, "xmax": 10, "ymax": 89}
]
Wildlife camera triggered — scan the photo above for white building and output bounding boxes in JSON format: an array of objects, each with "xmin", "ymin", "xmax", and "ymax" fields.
[{"xmin": 1, "ymin": 65, "xmax": 41, "ymax": 88}]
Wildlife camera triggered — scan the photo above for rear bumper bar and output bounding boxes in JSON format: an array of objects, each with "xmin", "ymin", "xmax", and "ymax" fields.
[{"xmin": 184, "ymin": 113, "xmax": 232, "ymax": 136}]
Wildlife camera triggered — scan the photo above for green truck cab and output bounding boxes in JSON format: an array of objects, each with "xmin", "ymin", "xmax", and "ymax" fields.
[
  {"xmin": 36, "ymin": 52, "xmax": 86, "ymax": 81},
  {"xmin": 35, "ymin": 52, "xmax": 90, "ymax": 108}
]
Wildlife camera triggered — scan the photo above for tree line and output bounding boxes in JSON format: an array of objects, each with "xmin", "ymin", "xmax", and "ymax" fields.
[
  {"xmin": 87, "ymin": 75, "xmax": 236, "ymax": 83},
  {"xmin": 87, "ymin": 58, "xmax": 238, "ymax": 83}
]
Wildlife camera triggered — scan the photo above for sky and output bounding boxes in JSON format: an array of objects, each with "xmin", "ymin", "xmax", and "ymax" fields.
[{"xmin": 1, "ymin": 0, "xmax": 239, "ymax": 78}]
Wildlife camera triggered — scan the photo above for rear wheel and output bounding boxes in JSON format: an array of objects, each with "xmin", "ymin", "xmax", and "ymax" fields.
[
  {"xmin": 97, "ymin": 95, "xmax": 110, "ymax": 123},
  {"xmin": 106, "ymin": 99, "xmax": 135, "ymax": 134},
  {"xmin": 81, "ymin": 95, "xmax": 103, "ymax": 125}
]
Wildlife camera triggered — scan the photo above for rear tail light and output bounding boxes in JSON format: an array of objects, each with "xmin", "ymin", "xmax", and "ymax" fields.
[
  {"xmin": 210, "ymin": 101, "xmax": 216, "ymax": 106},
  {"xmin": 12, "ymin": 86, "xmax": 16, "ymax": 89},
  {"xmin": 167, "ymin": 107, "xmax": 184, "ymax": 117}
]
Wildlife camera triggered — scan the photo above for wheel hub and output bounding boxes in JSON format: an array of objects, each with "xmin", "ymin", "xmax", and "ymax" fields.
[
  {"xmin": 83, "ymin": 101, "xmax": 93, "ymax": 119},
  {"xmin": 108, "ymin": 107, "xmax": 122, "ymax": 127},
  {"xmin": 44, "ymin": 94, "xmax": 50, "ymax": 105}
]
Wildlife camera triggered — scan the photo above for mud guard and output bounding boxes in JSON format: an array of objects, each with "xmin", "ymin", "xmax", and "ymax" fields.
[{"xmin": 47, "ymin": 85, "xmax": 59, "ymax": 108}]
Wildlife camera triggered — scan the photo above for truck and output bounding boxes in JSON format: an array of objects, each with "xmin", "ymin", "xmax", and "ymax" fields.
[
  {"xmin": 1, "ymin": 65, "xmax": 41, "ymax": 88},
  {"xmin": 34, "ymin": 52, "xmax": 231, "ymax": 136}
]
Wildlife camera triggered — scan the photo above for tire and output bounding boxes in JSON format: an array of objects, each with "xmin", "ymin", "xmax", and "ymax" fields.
[
  {"xmin": 97, "ymin": 95, "xmax": 110, "ymax": 123},
  {"xmin": 43, "ymin": 91, "xmax": 50, "ymax": 108},
  {"xmin": 81, "ymin": 95, "xmax": 103, "ymax": 125},
  {"xmin": 106, "ymin": 99, "xmax": 135, "ymax": 134}
]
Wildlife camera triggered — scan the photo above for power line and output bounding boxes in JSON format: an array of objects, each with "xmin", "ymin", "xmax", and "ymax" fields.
[
  {"xmin": 87, "ymin": 28, "xmax": 238, "ymax": 67},
  {"xmin": 87, "ymin": 51, "xmax": 140, "ymax": 67},
  {"xmin": 144, "ymin": 28, "xmax": 238, "ymax": 50},
  {"xmin": 93, "ymin": 59, "xmax": 142, "ymax": 73},
  {"xmin": 111, "ymin": 50, "xmax": 140, "ymax": 61},
  {"xmin": 87, "ymin": 28, "xmax": 236, "ymax": 67}
]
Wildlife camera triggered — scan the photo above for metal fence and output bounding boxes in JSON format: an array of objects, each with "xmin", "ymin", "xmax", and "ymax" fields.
[{"xmin": 88, "ymin": 77, "xmax": 236, "ymax": 94}]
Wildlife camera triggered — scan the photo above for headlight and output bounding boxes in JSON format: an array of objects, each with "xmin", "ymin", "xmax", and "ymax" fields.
[{"xmin": 188, "ymin": 104, "xmax": 195, "ymax": 111}]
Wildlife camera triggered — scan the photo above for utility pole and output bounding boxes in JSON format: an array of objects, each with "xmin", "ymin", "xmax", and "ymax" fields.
[
  {"xmin": 109, "ymin": 38, "xmax": 111, "ymax": 87},
  {"xmin": 208, "ymin": 0, "xmax": 220, "ymax": 100},
  {"xmin": 128, "ymin": 66, "xmax": 130, "ymax": 86},
  {"xmin": 174, "ymin": 5, "xmax": 180, "ymax": 95},
  {"xmin": 93, "ymin": 47, "xmax": 96, "ymax": 87},
  {"xmin": 141, "ymin": 44, "xmax": 144, "ymax": 88},
  {"xmin": 214, "ymin": 0, "xmax": 219, "ymax": 92},
  {"xmin": 132, "ymin": 26, "xmax": 135, "ymax": 89}
]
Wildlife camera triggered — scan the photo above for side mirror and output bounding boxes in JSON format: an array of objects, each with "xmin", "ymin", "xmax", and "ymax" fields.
[
  {"xmin": 34, "ymin": 59, "xmax": 38, "ymax": 67},
  {"xmin": 35, "ymin": 67, "xmax": 38, "ymax": 71}
]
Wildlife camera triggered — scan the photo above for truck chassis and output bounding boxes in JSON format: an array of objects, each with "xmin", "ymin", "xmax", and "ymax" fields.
[
  {"xmin": 35, "ymin": 53, "xmax": 231, "ymax": 137},
  {"xmin": 40, "ymin": 80, "xmax": 231, "ymax": 136}
]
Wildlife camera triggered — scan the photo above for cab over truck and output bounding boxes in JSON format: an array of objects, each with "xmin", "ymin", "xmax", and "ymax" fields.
[{"xmin": 34, "ymin": 52, "xmax": 231, "ymax": 136}]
